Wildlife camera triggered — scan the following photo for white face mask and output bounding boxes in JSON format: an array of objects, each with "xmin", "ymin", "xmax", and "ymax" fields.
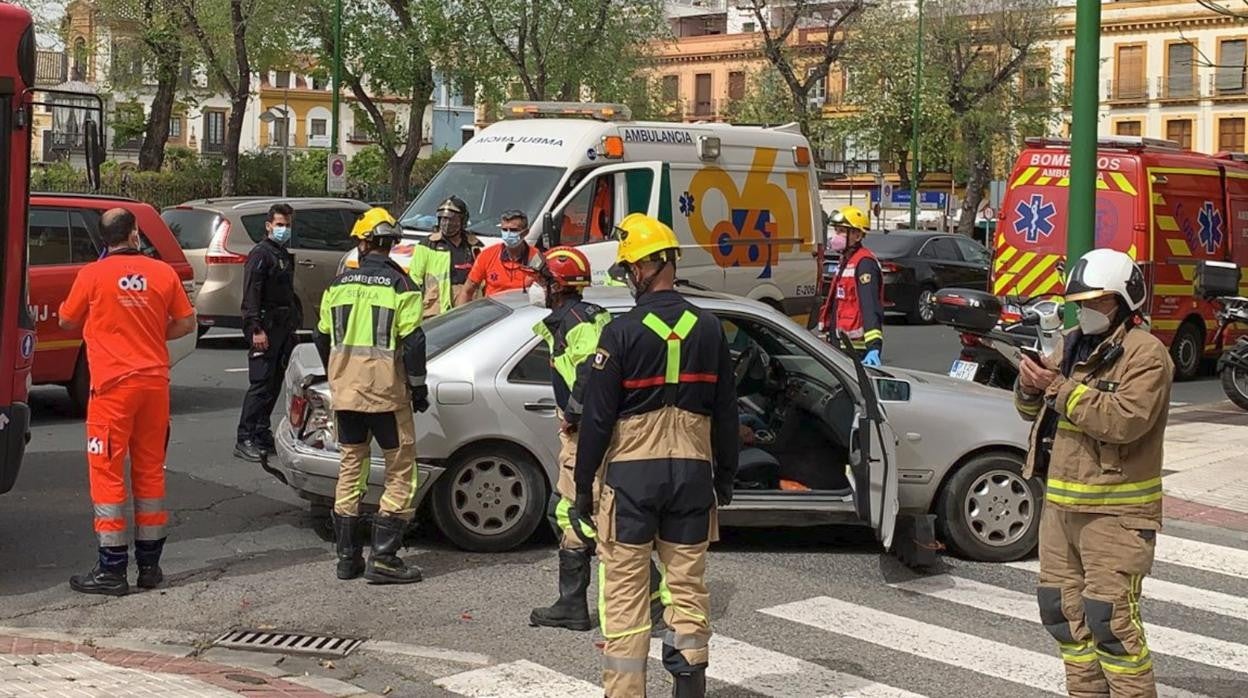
[
  {"xmin": 1078, "ymin": 306, "xmax": 1113, "ymax": 335},
  {"xmin": 528, "ymin": 282, "xmax": 547, "ymax": 308}
]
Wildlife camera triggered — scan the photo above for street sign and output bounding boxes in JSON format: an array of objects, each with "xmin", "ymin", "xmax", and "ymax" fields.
[
  {"xmin": 882, "ymin": 182, "xmax": 894, "ymax": 202},
  {"xmin": 870, "ymin": 188, "xmax": 947, "ymax": 210},
  {"xmin": 982, "ymin": 206, "xmax": 996, "ymax": 220},
  {"xmin": 327, "ymin": 154, "xmax": 347, "ymax": 194}
]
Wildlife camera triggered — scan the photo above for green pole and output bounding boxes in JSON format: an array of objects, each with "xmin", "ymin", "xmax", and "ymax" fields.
[
  {"xmin": 330, "ymin": 0, "xmax": 342, "ymax": 155},
  {"xmin": 908, "ymin": 0, "xmax": 924, "ymax": 230},
  {"xmin": 1065, "ymin": 0, "xmax": 1101, "ymax": 325}
]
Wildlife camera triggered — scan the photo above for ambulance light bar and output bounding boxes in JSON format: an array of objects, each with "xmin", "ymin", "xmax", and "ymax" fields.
[
  {"xmin": 503, "ymin": 101, "xmax": 632, "ymax": 122},
  {"xmin": 1024, "ymin": 136, "xmax": 1182, "ymax": 151}
]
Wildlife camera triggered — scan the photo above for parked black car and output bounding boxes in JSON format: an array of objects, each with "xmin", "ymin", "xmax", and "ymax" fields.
[{"xmin": 822, "ymin": 230, "xmax": 992, "ymax": 324}]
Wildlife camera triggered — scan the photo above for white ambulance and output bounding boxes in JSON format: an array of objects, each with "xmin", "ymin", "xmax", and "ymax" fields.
[{"xmin": 392, "ymin": 101, "xmax": 824, "ymax": 315}]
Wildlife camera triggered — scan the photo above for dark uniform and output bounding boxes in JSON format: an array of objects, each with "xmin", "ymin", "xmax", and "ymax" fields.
[
  {"xmin": 574, "ymin": 289, "xmax": 738, "ymax": 697},
  {"xmin": 237, "ymin": 237, "xmax": 300, "ymax": 451}
]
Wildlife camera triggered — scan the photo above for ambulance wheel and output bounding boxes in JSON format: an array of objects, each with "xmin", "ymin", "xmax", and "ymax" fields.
[
  {"xmin": 937, "ymin": 452, "xmax": 1040, "ymax": 562},
  {"xmin": 67, "ymin": 350, "xmax": 90, "ymax": 417},
  {"xmin": 431, "ymin": 443, "xmax": 547, "ymax": 553},
  {"xmin": 1171, "ymin": 321, "xmax": 1204, "ymax": 382}
]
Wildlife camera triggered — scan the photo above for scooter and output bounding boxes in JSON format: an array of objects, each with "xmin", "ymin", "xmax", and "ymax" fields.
[
  {"xmin": 933, "ymin": 289, "xmax": 1062, "ymax": 390},
  {"xmin": 1196, "ymin": 260, "xmax": 1248, "ymax": 411}
]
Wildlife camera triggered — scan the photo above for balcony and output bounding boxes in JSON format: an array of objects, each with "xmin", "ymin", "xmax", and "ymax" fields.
[
  {"xmin": 1213, "ymin": 70, "xmax": 1248, "ymax": 101},
  {"xmin": 1106, "ymin": 77, "xmax": 1149, "ymax": 105},
  {"xmin": 35, "ymin": 51, "xmax": 67, "ymax": 87},
  {"xmin": 1158, "ymin": 75, "xmax": 1200, "ymax": 103}
]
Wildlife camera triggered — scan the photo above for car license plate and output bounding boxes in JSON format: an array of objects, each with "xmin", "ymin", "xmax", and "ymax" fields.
[{"xmin": 949, "ymin": 359, "xmax": 979, "ymax": 382}]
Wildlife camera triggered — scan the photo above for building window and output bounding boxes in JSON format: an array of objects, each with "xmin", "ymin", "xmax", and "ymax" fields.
[
  {"xmin": 1218, "ymin": 39, "xmax": 1248, "ymax": 95},
  {"xmin": 275, "ymin": 70, "xmax": 291, "ymax": 89},
  {"xmin": 461, "ymin": 127, "xmax": 475, "ymax": 146},
  {"xmin": 742, "ymin": 21, "xmax": 755, "ymax": 33},
  {"xmin": 1165, "ymin": 42, "xmax": 1196, "ymax": 99},
  {"xmin": 312, "ymin": 75, "xmax": 328, "ymax": 90},
  {"xmin": 272, "ymin": 116, "xmax": 289, "ymax": 147},
  {"xmin": 661, "ymin": 75, "xmax": 679, "ymax": 103},
  {"xmin": 1064, "ymin": 46, "xmax": 1075, "ymax": 104},
  {"xmin": 1114, "ymin": 44, "xmax": 1146, "ymax": 101},
  {"xmin": 1166, "ymin": 119, "xmax": 1193, "ymax": 150},
  {"xmin": 728, "ymin": 71, "xmax": 745, "ymax": 102},
  {"xmin": 310, "ymin": 118, "xmax": 327, "ymax": 138},
  {"xmin": 71, "ymin": 36, "xmax": 88, "ymax": 81},
  {"xmin": 1116, "ymin": 120, "xmax": 1142, "ymax": 137},
  {"xmin": 1219, "ymin": 117, "xmax": 1245, "ymax": 151},
  {"xmin": 807, "ymin": 67, "xmax": 827, "ymax": 109},
  {"xmin": 694, "ymin": 73, "xmax": 712, "ymax": 116},
  {"xmin": 459, "ymin": 77, "xmax": 476, "ymax": 107},
  {"xmin": 203, "ymin": 111, "xmax": 226, "ymax": 152},
  {"xmin": 168, "ymin": 116, "xmax": 182, "ymax": 139}
]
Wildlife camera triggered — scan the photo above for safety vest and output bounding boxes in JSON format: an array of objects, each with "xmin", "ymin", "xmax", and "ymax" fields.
[
  {"xmin": 831, "ymin": 245, "xmax": 883, "ymax": 349},
  {"xmin": 532, "ymin": 302, "xmax": 611, "ymax": 397},
  {"xmin": 632, "ymin": 311, "xmax": 717, "ymax": 401},
  {"xmin": 408, "ymin": 245, "xmax": 453, "ymax": 319}
]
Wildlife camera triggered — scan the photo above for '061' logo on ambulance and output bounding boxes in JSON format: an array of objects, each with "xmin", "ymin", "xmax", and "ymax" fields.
[{"xmin": 118, "ymin": 274, "xmax": 148, "ymax": 291}]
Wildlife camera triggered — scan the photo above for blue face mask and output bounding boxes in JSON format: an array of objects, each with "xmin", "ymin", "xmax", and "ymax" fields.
[
  {"xmin": 271, "ymin": 225, "xmax": 291, "ymax": 244},
  {"xmin": 501, "ymin": 231, "xmax": 522, "ymax": 248}
]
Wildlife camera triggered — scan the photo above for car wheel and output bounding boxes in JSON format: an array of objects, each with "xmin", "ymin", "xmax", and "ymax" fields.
[
  {"xmin": 936, "ymin": 452, "xmax": 1040, "ymax": 562},
  {"xmin": 66, "ymin": 350, "xmax": 90, "ymax": 417},
  {"xmin": 908, "ymin": 286, "xmax": 937, "ymax": 325},
  {"xmin": 431, "ymin": 443, "xmax": 547, "ymax": 553},
  {"xmin": 1170, "ymin": 320, "xmax": 1204, "ymax": 382}
]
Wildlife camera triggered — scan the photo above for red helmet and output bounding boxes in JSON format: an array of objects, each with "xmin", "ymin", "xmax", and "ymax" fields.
[{"xmin": 543, "ymin": 246, "xmax": 592, "ymax": 290}]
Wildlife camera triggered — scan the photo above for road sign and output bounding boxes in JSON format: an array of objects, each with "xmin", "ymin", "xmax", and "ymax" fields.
[
  {"xmin": 327, "ymin": 154, "xmax": 348, "ymax": 194},
  {"xmin": 882, "ymin": 182, "xmax": 894, "ymax": 202},
  {"xmin": 982, "ymin": 206, "xmax": 996, "ymax": 220}
]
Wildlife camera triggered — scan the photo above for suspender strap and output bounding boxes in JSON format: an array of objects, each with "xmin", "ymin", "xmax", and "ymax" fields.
[{"xmin": 641, "ymin": 311, "xmax": 698, "ymax": 405}]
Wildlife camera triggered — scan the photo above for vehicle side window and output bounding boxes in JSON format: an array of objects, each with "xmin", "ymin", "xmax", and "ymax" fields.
[
  {"xmin": 241, "ymin": 213, "xmax": 268, "ymax": 243},
  {"xmin": 559, "ymin": 176, "xmax": 612, "ymax": 246},
  {"xmin": 293, "ymin": 208, "xmax": 355, "ymax": 252},
  {"xmin": 508, "ymin": 341, "xmax": 551, "ymax": 384},
  {"xmin": 69, "ymin": 210, "xmax": 102, "ymax": 263},
  {"xmin": 954, "ymin": 237, "xmax": 990, "ymax": 265},
  {"xmin": 920, "ymin": 237, "xmax": 961, "ymax": 261},
  {"xmin": 28, "ymin": 208, "xmax": 72, "ymax": 266}
]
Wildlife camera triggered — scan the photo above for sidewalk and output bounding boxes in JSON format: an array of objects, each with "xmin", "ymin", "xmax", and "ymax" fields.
[
  {"xmin": 0, "ymin": 631, "xmax": 378, "ymax": 698},
  {"xmin": 1163, "ymin": 401, "xmax": 1248, "ymax": 531}
]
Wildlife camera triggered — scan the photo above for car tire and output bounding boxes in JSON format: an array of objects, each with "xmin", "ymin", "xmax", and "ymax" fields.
[
  {"xmin": 908, "ymin": 286, "xmax": 937, "ymax": 325},
  {"xmin": 936, "ymin": 452, "xmax": 1040, "ymax": 562},
  {"xmin": 1170, "ymin": 320, "xmax": 1204, "ymax": 382},
  {"xmin": 66, "ymin": 350, "xmax": 90, "ymax": 418},
  {"xmin": 431, "ymin": 443, "xmax": 548, "ymax": 553}
]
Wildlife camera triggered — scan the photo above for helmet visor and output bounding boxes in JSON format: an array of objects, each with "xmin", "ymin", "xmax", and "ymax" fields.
[{"xmin": 370, "ymin": 221, "xmax": 401, "ymax": 239}]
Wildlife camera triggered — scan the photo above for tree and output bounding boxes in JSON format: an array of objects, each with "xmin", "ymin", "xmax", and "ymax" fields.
[
  {"xmin": 304, "ymin": 0, "xmax": 445, "ymax": 211},
  {"xmin": 738, "ymin": 0, "xmax": 868, "ymax": 162},
  {"xmin": 725, "ymin": 65, "xmax": 800, "ymax": 126}
]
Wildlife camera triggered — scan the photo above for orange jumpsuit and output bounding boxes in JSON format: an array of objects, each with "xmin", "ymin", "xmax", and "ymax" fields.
[{"xmin": 60, "ymin": 249, "xmax": 194, "ymax": 549}]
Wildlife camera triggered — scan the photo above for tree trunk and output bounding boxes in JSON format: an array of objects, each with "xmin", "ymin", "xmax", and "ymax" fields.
[
  {"xmin": 138, "ymin": 47, "xmax": 180, "ymax": 171},
  {"xmin": 390, "ymin": 101, "xmax": 428, "ymax": 212},
  {"xmin": 956, "ymin": 128, "xmax": 992, "ymax": 237},
  {"xmin": 221, "ymin": 92, "xmax": 248, "ymax": 196}
]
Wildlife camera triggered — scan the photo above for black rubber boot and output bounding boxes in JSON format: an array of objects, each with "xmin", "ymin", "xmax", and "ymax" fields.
[
  {"xmin": 649, "ymin": 558, "xmax": 668, "ymax": 636},
  {"xmin": 529, "ymin": 548, "xmax": 592, "ymax": 631},
  {"xmin": 334, "ymin": 514, "xmax": 365, "ymax": 580},
  {"xmin": 671, "ymin": 669, "xmax": 707, "ymax": 698},
  {"xmin": 135, "ymin": 538, "xmax": 166, "ymax": 590},
  {"xmin": 70, "ymin": 546, "xmax": 129, "ymax": 596},
  {"xmin": 365, "ymin": 515, "xmax": 422, "ymax": 584}
]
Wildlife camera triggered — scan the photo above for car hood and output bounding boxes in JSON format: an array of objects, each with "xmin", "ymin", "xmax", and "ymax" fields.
[{"xmin": 877, "ymin": 366, "xmax": 1031, "ymax": 448}]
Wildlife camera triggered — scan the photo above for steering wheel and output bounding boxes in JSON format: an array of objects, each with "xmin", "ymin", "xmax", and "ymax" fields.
[{"xmin": 734, "ymin": 344, "xmax": 763, "ymax": 391}]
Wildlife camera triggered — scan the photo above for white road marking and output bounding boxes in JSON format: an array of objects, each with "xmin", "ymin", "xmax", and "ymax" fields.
[
  {"xmin": 890, "ymin": 574, "xmax": 1248, "ymax": 674},
  {"xmin": 358, "ymin": 640, "xmax": 491, "ymax": 666},
  {"xmin": 647, "ymin": 635, "xmax": 926, "ymax": 698},
  {"xmin": 433, "ymin": 659, "xmax": 600, "ymax": 698},
  {"xmin": 224, "ymin": 368, "xmax": 248, "ymax": 373},
  {"xmin": 1006, "ymin": 560, "xmax": 1248, "ymax": 622},
  {"xmin": 1156, "ymin": 534, "xmax": 1248, "ymax": 581}
]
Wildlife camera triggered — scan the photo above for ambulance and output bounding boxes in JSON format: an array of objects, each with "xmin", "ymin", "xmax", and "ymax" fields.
[
  {"xmin": 997, "ymin": 136, "xmax": 1248, "ymax": 379},
  {"xmin": 389, "ymin": 101, "xmax": 823, "ymax": 315}
]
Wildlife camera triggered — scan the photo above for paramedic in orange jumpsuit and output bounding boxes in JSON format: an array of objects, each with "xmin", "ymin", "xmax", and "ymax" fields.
[{"xmin": 59, "ymin": 207, "xmax": 197, "ymax": 596}]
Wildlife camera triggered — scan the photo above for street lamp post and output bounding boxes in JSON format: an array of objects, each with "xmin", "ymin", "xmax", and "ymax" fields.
[
  {"xmin": 331, "ymin": 0, "xmax": 342, "ymax": 155},
  {"xmin": 1066, "ymin": 0, "xmax": 1102, "ymax": 325},
  {"xmin": 908, "ymin": 0, "xmax": 925, "ymax": 230},
  {"xmin": 260, "ymin": 99, "xmax": 290, "ymax": 197}
]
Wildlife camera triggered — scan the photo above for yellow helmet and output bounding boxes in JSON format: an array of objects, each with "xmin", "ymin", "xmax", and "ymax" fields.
[
  {"xmin": 830, "ymin": 205, "xmax": 869, "ymax": 232},
  {"xmin": 351, "ymin": 207, "xmax": 402, "ymax": 240},
  {"xmin": 613, "ymin": 213, "xmax": 680, "ymax": 265}
]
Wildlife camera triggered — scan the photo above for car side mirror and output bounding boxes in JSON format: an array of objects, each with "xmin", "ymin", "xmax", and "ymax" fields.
[
  {"xmin": 84, "ymin": 118, "xmax": 103, "ymax": 191},
  {"xmin": 874, "ymin": 378, "xmax": 911, "ymax": 402}
]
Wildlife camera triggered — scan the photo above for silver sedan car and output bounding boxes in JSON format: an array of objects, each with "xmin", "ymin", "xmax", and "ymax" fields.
[{"xmin": 272, "ymin": 287, "xmax": 1037, "ymax": 562}]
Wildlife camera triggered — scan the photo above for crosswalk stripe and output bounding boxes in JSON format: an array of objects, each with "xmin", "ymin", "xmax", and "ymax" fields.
[
  {"xmin": 647, "ymin": 635, "xmax": 927, "ymax": 698},
  {"xmin": 1155, "ymin": 535, "xmax": 1248, "ymax": 580},
  {"xmin": 433, "ymin": 659, "xmax": 600, "ymax": 697},
  {"xmin": 891, "ymin": 574, "xmax": 1248, "ymax": 675},
  {"xmin": 761, "ymin": 596, "xmax": 1212, "ymax": 698},
  {"xmin": 1005, "ymin": 560, "xmax": 1248, "ymax": 623}
]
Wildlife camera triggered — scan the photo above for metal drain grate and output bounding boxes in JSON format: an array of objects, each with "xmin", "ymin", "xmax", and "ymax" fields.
[{"xmin": 212, "ymin": 629, "xmax": 364, "ymax": 658}]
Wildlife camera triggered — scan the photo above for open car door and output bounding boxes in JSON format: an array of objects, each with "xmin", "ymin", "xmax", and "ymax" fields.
[{"xmin": 837, "ymin": 332, "xmax": 900, "ymax": 550}]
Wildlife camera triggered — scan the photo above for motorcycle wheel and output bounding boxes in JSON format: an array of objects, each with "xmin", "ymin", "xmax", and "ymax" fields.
[{"xmin": 1220, "ymin": 363, "xmax": 1248, "ymax": 411}]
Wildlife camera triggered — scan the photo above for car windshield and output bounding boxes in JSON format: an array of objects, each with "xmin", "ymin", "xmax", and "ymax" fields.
[
  {"xmin": 863, "ymin": 234, "xmax": 917, "ymax": 258},
  {"xmin": 423, "ymin": 298, "xmax": 513, "ymax": 359},
  {"xmin": 398, "ymin": 163, "xmax": 565, "ymax": 237}
]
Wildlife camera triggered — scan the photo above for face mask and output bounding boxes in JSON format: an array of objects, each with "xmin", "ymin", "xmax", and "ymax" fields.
[
  {"xmin": 1078, "ymin": 306, "xmax": 1112, "ymax": 335},
  {"xmin": 528, "ymin": 282, "xmax": 548, "ymax": 308},
  {"xmin": 828, "ymin": 232, "xmax": 847, "ymax": 254},
  {"xmin": 502, "ymin": 231, "xmax": 522, "ymax": 248},
  {"xmin": 271, "ymin": 225, "xmax": 291, "ymax": 244}
]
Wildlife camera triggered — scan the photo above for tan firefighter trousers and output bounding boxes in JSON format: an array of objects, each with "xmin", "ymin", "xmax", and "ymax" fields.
[{"xmin": 333, "ymin": 402, "xmax": 418, "ymax": 520}]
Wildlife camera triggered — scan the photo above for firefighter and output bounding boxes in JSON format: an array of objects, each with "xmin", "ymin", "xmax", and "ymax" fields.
[
  {"xmin": 817, "ymin": 206, "xmax": 884, "ymax": 365},
  {"xmin": 573, "ymin": 213, "xmax": 738, "ymax": 698},
  {"xmin": 1016, "ymin": 248, "xmax": 1172, "ymax": 698},
  {"xmin": 527, "ymin": 246, "xmax": 669, "ymax": 633},
  {"xmin": 235, "ymin": 203, "xmax": 300, "ymax": 462},
  {"xmin": 315, "ymin": 207, "xmax": 428, "ymax": 585},
  {"xmin": 59, "ymin": 208, "xmax": 198, "ymax": 595},
  {"xmin": 418, "ymin": 195, "xmax": 482, "ymax": 315}
]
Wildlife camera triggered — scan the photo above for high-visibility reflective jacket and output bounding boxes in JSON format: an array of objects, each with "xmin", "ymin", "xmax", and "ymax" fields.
[
  {"xmin": 408, "ymin": 244, "xmax": 453, "ymax": 319},
  {"xmin": 1015, "ymin": 322, "xmax": 1173, "ymax": 521},
  {"xmin": 820, "ymin": 245, "xmax": 884, "ymax": 352},
  {"xmin": 532, "ymin": 299, "xmax": 611, "ymax": 424},
  {"xmin": 314, "ymin": 253, "xmax": 427, "ymax": 413}
]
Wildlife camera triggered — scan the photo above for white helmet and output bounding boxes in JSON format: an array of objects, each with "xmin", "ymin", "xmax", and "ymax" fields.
[{"xmin": 1064, "ymin": 248, "xmax": 1146, "ymax": 312}]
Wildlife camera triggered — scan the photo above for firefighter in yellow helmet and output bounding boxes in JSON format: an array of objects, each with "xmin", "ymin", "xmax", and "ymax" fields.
[
  {"xmin": 314, "ymin": 207, "xmax": 428, "ymax": 584},
  {"xmin": 573, "ymin": 213, "xmax": 737, "ymax": 697},
  {"xmin": 816, "ymin": 205, "xmax": 884, "ymax": 366}
]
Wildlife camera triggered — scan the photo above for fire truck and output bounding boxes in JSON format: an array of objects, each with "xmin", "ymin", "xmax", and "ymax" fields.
[{"xmin": 997, "ymin": 136, "xmax": 1248, "ymax": 379}]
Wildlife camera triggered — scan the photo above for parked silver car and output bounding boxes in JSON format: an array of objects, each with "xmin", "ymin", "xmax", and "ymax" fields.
[{"xmin": 273, "ymin": 287, "xmax": 1037, "ymax": 562}]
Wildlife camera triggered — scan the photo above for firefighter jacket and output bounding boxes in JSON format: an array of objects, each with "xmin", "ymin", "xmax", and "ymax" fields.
[
  {"xmin": 407, "ymin": 244, "xmax": 454, "ymax": 319},
  {"xmin": 572, "ymin": 290, "xmax": 738, "ymax": 499},
  {"xmin": 314, "ymin": 252, "xmax": 427, "ymax": 413},
  {"xmin": 1014, "ymin": 321, "xmax": 1173, "ymax": 521},
  {"xmin": 820, "ymin": 245, "xmax": 884, "ymax": 352},
  {"xmin": 532, "ymin": 299, "xmax": 611, "ymax": 425},
  {"xmin": 241, "ymin": 237, "xmax": 299, "ymax": 336},
  {"xmin": 421, "ymin": 232, "xmax": 482, "ymax": 288}
]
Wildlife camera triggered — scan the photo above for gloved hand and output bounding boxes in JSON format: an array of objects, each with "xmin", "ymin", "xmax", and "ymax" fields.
[
  {"xmin": 410, "ymin": 385, "xmax": 430, "ymax": 413},
  {"xmin": 862, "ymin": 349, "xmax": 881, "ymax": 367},
  {"xmin": 574, "ymin": 490, "xmax": 596, "ymax": 521},
  {"xmin": 714, "ymin": 479, "xmax": 733, "ymax": 507}
]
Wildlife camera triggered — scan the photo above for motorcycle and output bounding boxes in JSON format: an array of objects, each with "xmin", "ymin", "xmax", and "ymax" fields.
[
  {"xmin": 1196, "ymin": 260, "xmax": 1248, "ymax": 410},
  {"xmin": 932, "ymin": 289, "xmax": 1063, "ymax": 390}
]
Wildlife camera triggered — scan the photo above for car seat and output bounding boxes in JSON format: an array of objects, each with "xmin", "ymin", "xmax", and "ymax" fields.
[{"xmin": 735, "ymin": 447, "xmax": 781, "ymax": 490}]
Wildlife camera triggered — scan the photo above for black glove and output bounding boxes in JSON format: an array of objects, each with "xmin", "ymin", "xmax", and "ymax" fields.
[
  {"xmin": 571, "ymin": 490, "xmax": 597, "ymax": 547},
  {"xmin": 714, "ymin": 479, "xmax": 733, "ymax": 507},
  {"xmin": 411, "ymin": 385, "xmax": 430, "ymax": 413}
]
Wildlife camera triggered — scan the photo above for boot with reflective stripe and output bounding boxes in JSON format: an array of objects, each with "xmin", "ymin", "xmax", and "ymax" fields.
[
  {"xmin": 529, "ymin": 548, "xmax": 592, "ymax": 631},
  {"xmin": 671, "ymin": 668, "xmax": 706, "ymax": 698},
  {"xmin": 365, "ymin": 515, "xmax": 422, "ymax": 584},
  {"xmin": 334, "ymin": 514, "xmax": 365, "ymax": 580},
  {"xmin": 70, "ymin": 546, "xmax": 129, "ymax": 596}
]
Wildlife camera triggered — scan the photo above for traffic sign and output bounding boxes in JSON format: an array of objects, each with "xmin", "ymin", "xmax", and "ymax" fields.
[
  {"xmin": 327, "ymin": 154, "xmax": 348, "ymax": 194},
  {"xmin": 882, "ymin": 182, "xmax": 894, "ymax": 202},
  {"xmin": 982, "ymin": 206, "xmax": 996, "ymax": 220}
]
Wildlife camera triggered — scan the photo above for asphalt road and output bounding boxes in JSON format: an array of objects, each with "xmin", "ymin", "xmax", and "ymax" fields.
[{"xmin": 1, "ymin": 324, "xmax": 1244, "ymax": 697}]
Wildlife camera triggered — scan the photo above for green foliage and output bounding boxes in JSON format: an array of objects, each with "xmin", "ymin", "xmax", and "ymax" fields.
[
  {"xmin": 346, "ymin": 145, "xmax": 388, "ymax": 188},
  {"xmin": 109, "ymin": 102, "xmax": 147, "ymax": 149},
  {"xmin": 725, "ymin": 66, "xmax": 800, "ymax": 126}
]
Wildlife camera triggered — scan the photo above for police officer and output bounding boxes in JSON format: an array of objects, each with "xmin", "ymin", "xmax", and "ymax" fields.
[
  {"xmin": 573, "ymin": 213, "xmax": 738, "ymax": 698},
  {"xmin": 816, "ymin": 205, "xmax": 884, "ymax": 366},
  {"xmin": 314, "ymin": 207, "xmax": 428, "ymax": 585},
  {"xmin": 235, "ymin": 203, "xmax": 300, "ymax": 461},
  {"xmin": 418, "ymin": 196, "xmax": 481, "ymax": 315},
  {"xmin": 527, "ymin": 246, "xmax": 668, "ymax": 633},
  {"xmin": 1016, "ymin": 249, "xmax": 1172, "ymax": 698}
]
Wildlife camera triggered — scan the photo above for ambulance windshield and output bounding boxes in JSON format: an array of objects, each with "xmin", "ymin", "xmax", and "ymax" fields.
[{"xmin": 399, "ymin": 162, "xmax": 565, "ymax": 237}]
